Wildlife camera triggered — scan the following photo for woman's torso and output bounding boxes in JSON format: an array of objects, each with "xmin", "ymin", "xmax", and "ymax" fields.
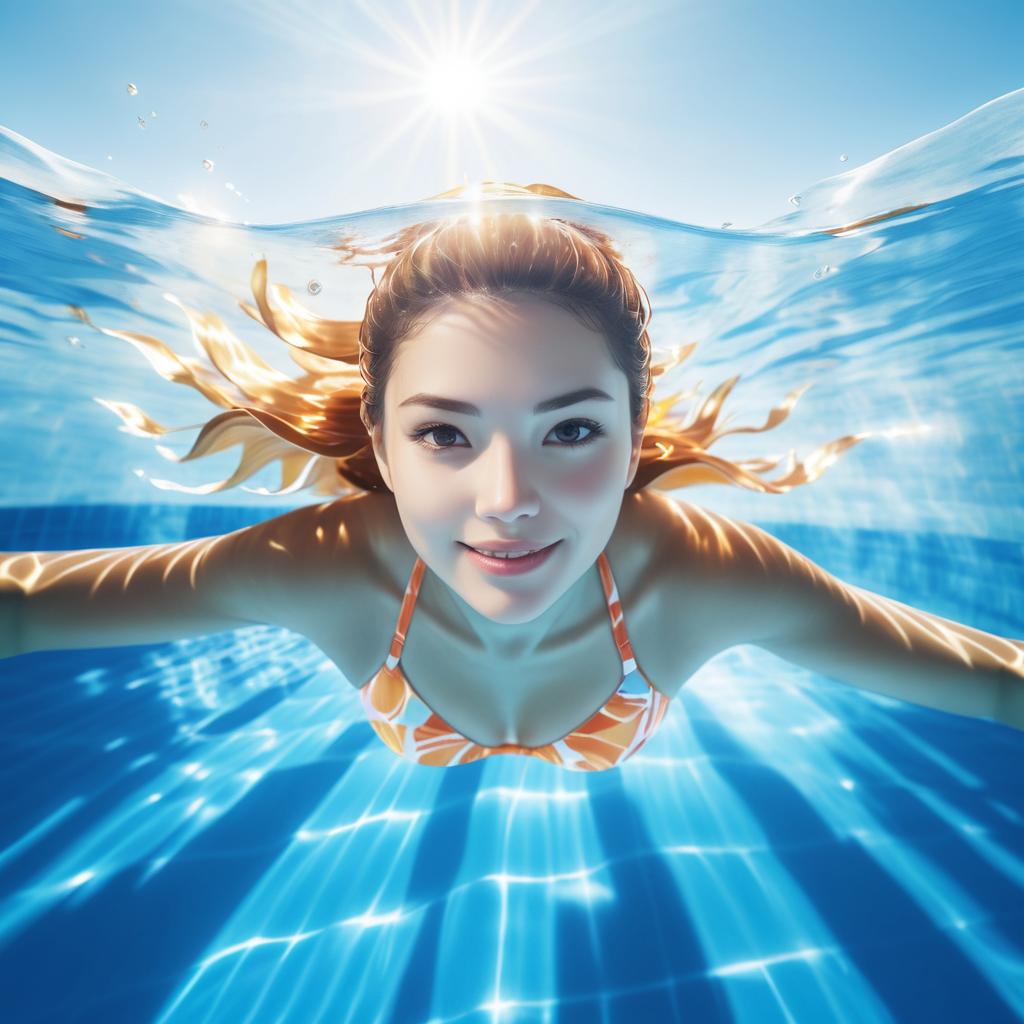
[{"xmin": 297, "ymin": 488, "xmax": 725, "ymax": 750}]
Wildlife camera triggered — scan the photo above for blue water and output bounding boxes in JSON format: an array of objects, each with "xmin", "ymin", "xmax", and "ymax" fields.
[{"xmin": 1, "ymin": 89, "xmax": 1022, "ymax": 1023}]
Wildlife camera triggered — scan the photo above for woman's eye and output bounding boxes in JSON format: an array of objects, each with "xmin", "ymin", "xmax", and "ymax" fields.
[{"xmin": 410, "ymin": 418, "xmax": 606, "ymax": 453}]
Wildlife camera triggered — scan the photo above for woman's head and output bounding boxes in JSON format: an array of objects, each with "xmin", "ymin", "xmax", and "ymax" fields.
[{"xmin": 355, "ymin": 215, "xmax": 654, "ymax": 625}]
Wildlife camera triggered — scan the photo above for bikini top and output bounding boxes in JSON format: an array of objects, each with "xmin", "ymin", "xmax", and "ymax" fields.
[{"xmin": 359, "ymin": 550, "xmax": 672, "ymax": 771}]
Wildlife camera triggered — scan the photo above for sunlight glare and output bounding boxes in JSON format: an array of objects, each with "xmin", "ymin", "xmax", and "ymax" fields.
[{"xmin": 423, "ymin": 54, "xmax": 489, "ymax": 113}]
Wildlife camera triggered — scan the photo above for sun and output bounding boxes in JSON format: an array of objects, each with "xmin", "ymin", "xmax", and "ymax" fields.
[
  {"xmin": 422, "ymin": 54, "xmax": 490, "ymax": 114},
  {"xmin": 250, "ymin": 2, "xmax": 650, "ymax": 192}
]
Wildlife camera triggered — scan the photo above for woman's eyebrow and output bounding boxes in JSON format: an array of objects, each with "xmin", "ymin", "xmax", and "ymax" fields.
[{"xmin": 398, "ymin": 387, "xmax": 613, "ymax": 417}]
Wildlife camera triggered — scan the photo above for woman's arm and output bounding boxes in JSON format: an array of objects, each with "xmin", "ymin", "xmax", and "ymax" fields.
[
  {"xmin": 659, "ymin": 500, "xmax": 1024, "ymax": 729},
  {"xmin": 0, "ymin": 498, "xmax": 374, "ymax": 657}
]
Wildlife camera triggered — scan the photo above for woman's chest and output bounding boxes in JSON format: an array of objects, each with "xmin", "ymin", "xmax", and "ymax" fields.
[
  {"xmin": 307, "ymin": 487, "xmax": 724, "ymax": 745},
  {"xmin": 315, "ymin": 545, "xmax": 715, "ymax": 750}
]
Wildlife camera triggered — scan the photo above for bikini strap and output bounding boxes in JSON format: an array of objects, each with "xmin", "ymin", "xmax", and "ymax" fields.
[
  {"xmin": 384, "ymin": 556, "xmax": 427, "ymax": 671},
  {"xmin": 386, "ymin": 553, "xmax": 636, "ymax": 673},
  {"xmin": 596, "ymin": 551, "xmax": 638, "ymax": 672}
]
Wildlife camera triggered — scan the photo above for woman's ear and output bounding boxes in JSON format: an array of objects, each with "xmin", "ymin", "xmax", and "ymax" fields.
[
  {"xmin": 624, "ymin": 397, "xmax": 649, "ymax": 491},
  {"xmin": 369, "ymin": 420, "xmax": 395, "ymax": 493}
]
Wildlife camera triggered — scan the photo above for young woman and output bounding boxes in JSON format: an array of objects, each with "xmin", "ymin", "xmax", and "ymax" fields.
[{"xmin": 2, "ymin": 204, "xmax": 1021, "ymax": 770}]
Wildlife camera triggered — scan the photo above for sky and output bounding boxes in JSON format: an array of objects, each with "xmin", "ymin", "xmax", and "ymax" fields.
[{"xmin": 1, "ymin": 0, "xmax": 1021, "ymax": 229}]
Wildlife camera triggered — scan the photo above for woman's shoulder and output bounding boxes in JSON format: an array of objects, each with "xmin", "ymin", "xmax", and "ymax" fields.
[{"xmin": 237, "ymin": 491, "xmax": 400, "ymax": 611}]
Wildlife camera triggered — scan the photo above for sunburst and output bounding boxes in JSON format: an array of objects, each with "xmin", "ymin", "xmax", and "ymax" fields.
[{"xmin": 236, "ymin": 0, "xmax": 658, "ymax": 194}]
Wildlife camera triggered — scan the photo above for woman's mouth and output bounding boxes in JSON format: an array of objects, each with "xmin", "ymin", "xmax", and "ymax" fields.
[{"xmin": 459, "ymin": 540, "xmax": 561, "ymax": 575}]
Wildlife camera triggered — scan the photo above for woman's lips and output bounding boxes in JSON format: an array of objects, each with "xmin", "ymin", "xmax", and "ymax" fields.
[{"xmin": 459, "ymin": 540, "xmax": 561, "ymax": 575}]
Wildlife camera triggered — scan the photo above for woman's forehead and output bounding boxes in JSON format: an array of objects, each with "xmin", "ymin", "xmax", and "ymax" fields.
[
  {"xmin": 399, "ymin": 294, "xmax": 611, "ymax": 363},
  {"xmin": 392, "ymin": 329, "xmax": 618, "ymax": 398},
  {"xmin": 411, "ymin": 291, "xmax": 589, "ymax": 339}
]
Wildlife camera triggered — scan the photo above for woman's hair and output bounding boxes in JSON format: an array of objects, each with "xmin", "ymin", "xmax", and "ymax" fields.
[{"xmin": 88, "ymin": 184, "xmax": 872, "ymax": 499}]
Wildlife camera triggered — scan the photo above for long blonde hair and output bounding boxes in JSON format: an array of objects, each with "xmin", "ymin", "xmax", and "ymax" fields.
[{"xmin": 85, "ymin": 183, "xmax": 872, "ymax": 499}]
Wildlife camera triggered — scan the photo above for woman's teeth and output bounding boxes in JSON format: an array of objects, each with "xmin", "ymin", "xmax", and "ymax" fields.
[{"xmin": 474, "ymin": 548, "xmax": 539, "ymax": 559}]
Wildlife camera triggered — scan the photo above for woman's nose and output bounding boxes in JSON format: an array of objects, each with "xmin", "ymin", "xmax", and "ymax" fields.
[{"xmin": 474, "ymin": 438, "xmax": 540, "ymax": 520}]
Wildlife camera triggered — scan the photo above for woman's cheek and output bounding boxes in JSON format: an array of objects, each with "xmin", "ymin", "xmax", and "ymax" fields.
[{"xmin": 557, "ymin": 456, "xmax": 616, "ymax": 498}]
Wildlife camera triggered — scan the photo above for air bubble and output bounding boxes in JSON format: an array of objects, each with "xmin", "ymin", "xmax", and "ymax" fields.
[
  {"xmin": 813, "ymin": 264, "xmax": 833, "ymax": 280},
  {"xmin": 839, "ymin": 153, "xmax": 848, "ymax": 162},
  {"xmin": 137, "ymin": 116, "xmax": 146, "ymax": 129},
  {"xmin": 127, "ymin": 83, "xmax": 138, "ymax": 96},
  {"xmin": 225, "ymin": 182, "xmax": 234, "ymax": 190},
  {"xmin": 200, "ymin": 120, "xmax": 208, "ymax": 129},
  {"xmin": 150, "ymin": 110, "xmax": 157, "ymax": 118},
  {"xmin": 721, "ymin": 222, "xmax": 733, "ymax": 229},
  {"xmin": 307, "ymin": 280, "xmax": 322, "ymax": 296},
  {"xmin": 66, "ymin": 335, "xmax": 82, "ymax": 347},
  {"xmin": 788, "ymin": 195, "xmax": 801, "ymax": 207},
  {"xmin": 202, "ymin": 159, "xmax": 214, "ymax": 171}
]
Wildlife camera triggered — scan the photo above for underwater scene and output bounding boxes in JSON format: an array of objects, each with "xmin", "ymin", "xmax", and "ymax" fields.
[{"xmin": 0, "ymin": 86, "xmax": 1023, "ymax": 1022}]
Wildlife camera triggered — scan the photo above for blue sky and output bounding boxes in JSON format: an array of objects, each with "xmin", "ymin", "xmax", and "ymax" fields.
[{"xmin": 1, "ymin": 0, "xmax": 1021, "ymax": 228}]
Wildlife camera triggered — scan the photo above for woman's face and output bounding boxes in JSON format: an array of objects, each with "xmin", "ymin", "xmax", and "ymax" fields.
[{"xmin": 370, "ymin": 292, "xmax": 646, "ymax": 630}]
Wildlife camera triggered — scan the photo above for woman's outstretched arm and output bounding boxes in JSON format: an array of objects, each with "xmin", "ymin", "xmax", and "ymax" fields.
[
  {"xmin": 0, "ymin": 497, "xmax": 377, "ymax": 658},
  {"xmin": 657, "ymin": 500, "xmax": 1024, "ymax": 730}
]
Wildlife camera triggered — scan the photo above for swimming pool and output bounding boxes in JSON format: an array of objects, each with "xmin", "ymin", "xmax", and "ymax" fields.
[{"xmin": 1, "ymin": 90, "xmax": 1022, "ymax": 1023}]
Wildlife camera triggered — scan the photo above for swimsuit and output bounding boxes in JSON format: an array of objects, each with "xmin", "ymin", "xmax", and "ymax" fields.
[{"xmin": 359, "ymin": 550, "xmax": 672, "ymax": 771}]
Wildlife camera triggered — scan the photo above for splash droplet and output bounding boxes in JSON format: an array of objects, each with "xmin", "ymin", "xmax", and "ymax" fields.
[
  {"xmin": 307, "ymin": 279, "xmax": 322, "ymax": 296},
  {"xmin": 202, "ymin": 159, "xmax": 214, "ymax": 171},
  {"xmin": 200, "ymin": 120, "xmax": 208, "ymax": 129},
  {"xmin": 66, "ymin": 335, "xmax": 81, "ymax": 347},
  {"xmin": 137, "ymin": 116, "xmax": 146, "ymax": 129},
  {"xmin": 788, "ymin": 195, "xmax": 801, "ymax": 207},
  {"xmin": 225, "ymin": 182, "xmax": 235, "ymax": 190},
  {"xmin": 127, "ymin": 83, "xmax": 138, "ymax": 96},
  {"xmin": 839, "ymin": 153, "xmax": 848, "ymax": 162}
]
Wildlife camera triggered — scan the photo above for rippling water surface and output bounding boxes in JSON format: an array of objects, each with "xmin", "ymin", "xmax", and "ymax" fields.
[{"xmin": 0, "ymin": 90, "xmax": 1022, "ymax": 1023}]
